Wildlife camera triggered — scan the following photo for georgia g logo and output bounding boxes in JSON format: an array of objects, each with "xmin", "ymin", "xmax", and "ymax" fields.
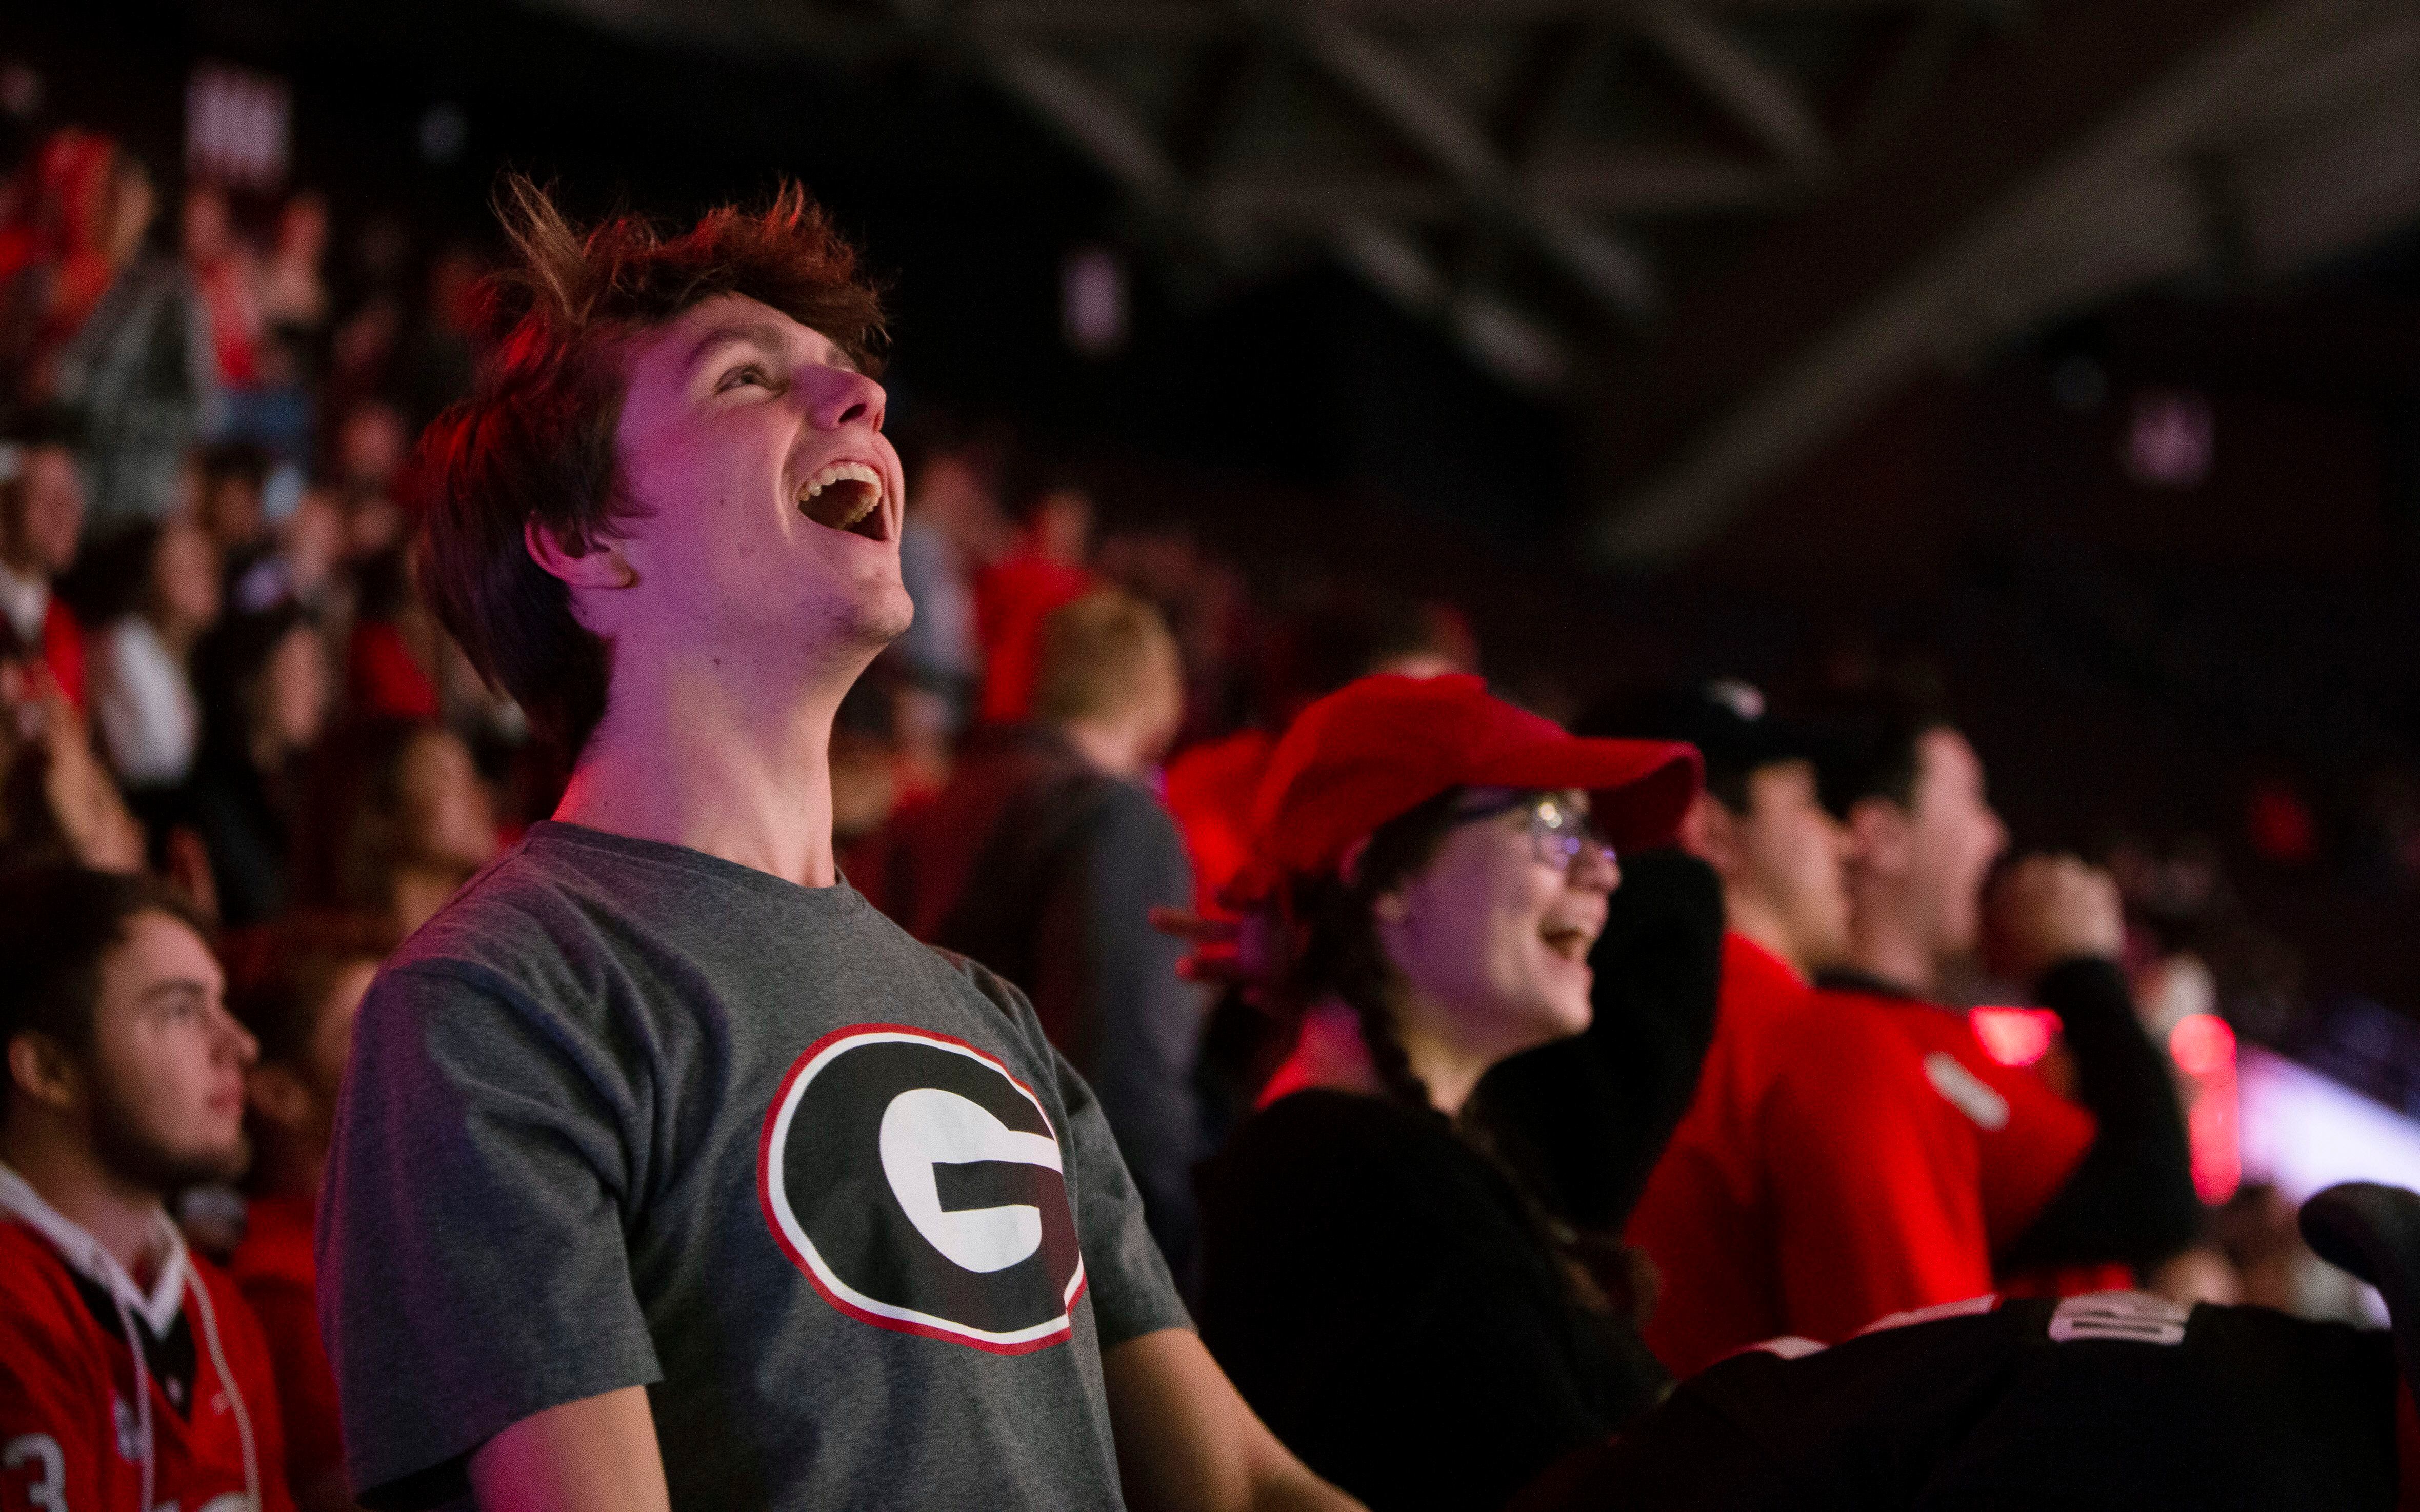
[{"xmin": 757, "ymin": 1024, "xmax": 1087, "ymax": 1353}]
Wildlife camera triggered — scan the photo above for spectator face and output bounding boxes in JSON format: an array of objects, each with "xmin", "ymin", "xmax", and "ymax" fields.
[
  {"xmin": 6, "ymin": 446, "xmax": 86, "ymax": 577},
  {"xmin": 261, "ymin": 624, "xmax": 331, "ymax": 757},
  {"xmin": 1730, "ymin": 760, "xmax": 1854, "ymax": 970},
  {"xmin": 1372, "ymin": 789, "xmax": 1616, "ymax": 1064},
  {"xmin": 1899, "ymin": 729, "xmax": 2009, "ymax": 958},
  {"xmin": 275, "ymin": 193, "xmax": 327, "ymax": 262},
  {"xmin": 247, "ymin": 955, "xmax": 374, "ymax": 1155},
  {"xmin": 337, "ymin": 404, "xmax": 408, "ymax": 494},
  {"xmin": 179, "ymin": 183, "xmax": 234, "ymax": 266},
  {"xmin": 399, "ymin": 727, "xmax": 497, "ymax": 872},
  {"xmin": 200, "ymin": 473, "xmax": 265, "ymax": 554},
  {"xmin": 151, "ymin": 516, "xmax": 222, "ymax": 636},
  {"xmin": 1031, "ymin": 490, "xmax": 1091, "ymax": 565},
  {"xmin": 82, "ymin": 911, "xmax": 255, "ymax": 1192},
  {"xmin": 603, "ymin": 293, "xmax": 910, "ymax": 666}
]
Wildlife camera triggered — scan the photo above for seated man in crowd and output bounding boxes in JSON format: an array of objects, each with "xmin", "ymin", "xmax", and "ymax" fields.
[
  {"xmin": 1813, "ymin": 697, "xmax": 2200, "ymax": 1294},
  {"xmin": 0, "ymin": 865, "xmax": 292, "ymax": 1512},
  {"xmin": 854, "ymin": 587, "xmax": 1206, "ymax": 1281},
  {"xmin": 319, "ymin": 177, "xmax": 1353, "ymax": 1511}
]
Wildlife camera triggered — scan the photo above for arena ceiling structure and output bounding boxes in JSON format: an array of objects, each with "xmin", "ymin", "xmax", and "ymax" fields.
[{"xmin": 528, "ymin": 0, "xmax": 2420, "ymax": 566}]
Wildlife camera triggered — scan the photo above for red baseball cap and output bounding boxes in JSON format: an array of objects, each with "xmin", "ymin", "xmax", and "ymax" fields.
[{"xmin": 1229, "ymin": 674, "xmax": 1702, "ymax": 905}]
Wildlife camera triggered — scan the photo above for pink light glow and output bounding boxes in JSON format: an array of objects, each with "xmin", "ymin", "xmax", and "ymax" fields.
[
  {"xmin": 1970, "ymin": 1006, "xmax": 2058, "ymax": 1067},
  {"xmin": 2169, "ymin": 1014, "xmax": 2241, "ymax": 1203}
]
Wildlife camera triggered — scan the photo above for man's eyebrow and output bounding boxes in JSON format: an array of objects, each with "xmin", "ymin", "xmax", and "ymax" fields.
[
  {"xmin": 685, "ymin": 320, "xmax": 792, "ymax": 371},
  {"xmin": 685, "ymin": 320, "xmax": 859, "ymax": 376},
  {"xmin": 137, "ymin": 979, "xmax": 213, "ymax": 1006}
]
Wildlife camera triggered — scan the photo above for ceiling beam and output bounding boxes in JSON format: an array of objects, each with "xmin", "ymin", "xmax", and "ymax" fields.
[
  {"xmin": 1585, "ymin": 0, "xmax": 2376, "ymax": 568},
  {"xmin": 1631, "ymin": 0, "xmax": 1834, "ymax": 178},
  {"xmin": 1289, "ymin": 7, "xmax": 1662, "ymax": 320}
]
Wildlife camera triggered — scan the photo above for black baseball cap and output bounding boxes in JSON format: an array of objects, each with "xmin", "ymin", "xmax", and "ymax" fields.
[{"xmin": 1574, "ymin": 679, "xmax": 1824, "ymax": 809}]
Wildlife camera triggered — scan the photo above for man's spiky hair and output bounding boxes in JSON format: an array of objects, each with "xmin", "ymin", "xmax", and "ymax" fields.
[{"xmin": 412, "ymin": 174, "xmax": 887, "ymax": 754}]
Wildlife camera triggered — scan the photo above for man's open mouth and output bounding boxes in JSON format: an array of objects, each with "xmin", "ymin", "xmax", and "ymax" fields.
[{"xmin": 798, "ymin": 460, "xmax": 888, "ymax": 540}]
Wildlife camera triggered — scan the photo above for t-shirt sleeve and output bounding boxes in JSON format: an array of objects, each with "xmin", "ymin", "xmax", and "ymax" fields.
[
  {"xmin": 1763, "ymin": 1013, "xmax": 1995, "ymax": 1342},
  {"xmin": 318, "ymin": 961, "xmax": 662, "ymax": 1510},
  {"xmin": 947, "ymin": 955, "xmax": 1191, "ymax": 1348}
]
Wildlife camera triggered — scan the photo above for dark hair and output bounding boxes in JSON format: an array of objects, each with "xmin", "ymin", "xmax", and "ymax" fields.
[
  {"xmin": 1814, "ymin": 691, "xmax": 1957, "ymax": 818},
  {"xmin": 197, "ymin": 441, "xmax": 270, "ymax": 493},
  {"xmin": 1279, "ymin": 787, "xmax": 1468, "ymax": 1113},
  {"xmin": 0, "ymin": 865, "xmax": 207, "ymax": 1118},
  {"xmin": 193, "ymin": 603, "xmax": 314, "ymax": 767},
  {"xmin": 413, "ymin": 174, "xmax": 887, "ymax": 755},
  {"xmin": 219, "ymin": 909, "xmax": 392, "ymax": 1069},
  {"xmin": 291, "ymin": 717, "xmax": 445, "ymax": 912}
]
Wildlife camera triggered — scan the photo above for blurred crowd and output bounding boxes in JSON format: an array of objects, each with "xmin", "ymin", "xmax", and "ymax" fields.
[{"xmin": 2, "ymin": 115, "xmax": 2413, "ymax": 1512}]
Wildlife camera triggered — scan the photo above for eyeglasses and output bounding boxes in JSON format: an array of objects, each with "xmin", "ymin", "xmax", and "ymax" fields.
[{"xmin": 1451, "ymin": 790, "xmax": 1616, "ymax": 874}]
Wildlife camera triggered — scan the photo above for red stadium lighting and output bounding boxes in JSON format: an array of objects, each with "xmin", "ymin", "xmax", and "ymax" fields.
[
  {"xmin": 2169, "ymin": 1013, "xmax": 2242, "ymax": 1204},
  {"xmin": 1969, "ymin": 1006, "xmax": 2058, "ymax": 1068}
]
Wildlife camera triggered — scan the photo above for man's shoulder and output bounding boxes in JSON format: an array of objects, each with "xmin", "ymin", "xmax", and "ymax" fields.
[{"xmin": 0, "ymin": 1223, "xmax": 99, "ymax": 1353}]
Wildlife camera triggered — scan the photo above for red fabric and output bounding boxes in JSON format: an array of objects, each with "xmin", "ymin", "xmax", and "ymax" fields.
[
  {"xmin": 0, "ymin": 1220, "xmax": 294, "ymax": 1512},
  {"xmin": 1163, "ymin": 729, "xmax": 1274, "ymax": 916},
  {"xmin": 190, "ymin": 257, "xmax": 261, "ymax": 389},
  {"xmin": 346, "ymin": 620, "xmax": 439, "ymax": 719},
  {"xmin": 972, "ymin": 553, "xmax": 1092, "ymax": 724},
  {"xmin": 1834, "ymin": 992, "xmax": 2101, "ymax": 1259},
  {"xmin": 41, "ymin": 596, "xmax": 84, "ymax": 712},
  {"xmin": 1630, "ymin": 937, "xmax": 2023, "ymax": 1376},
  {"xmin": 1236, "ymin": 674, "xmax": 1701, "ymax": 903},
  {"xmin": 230, "ymin": 1194, "xmax": 340, "ymax": 1508}
]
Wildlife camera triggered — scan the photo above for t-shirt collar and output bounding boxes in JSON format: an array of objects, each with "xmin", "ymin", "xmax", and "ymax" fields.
[{"xmin": 0, "ymin": 1161, "xmax": 189, "ymax": 1334}]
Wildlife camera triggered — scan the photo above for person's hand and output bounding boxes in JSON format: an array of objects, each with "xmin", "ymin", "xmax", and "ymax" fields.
[
  {"xmin": 1150, "ymin": 906, "xmax": 1279, "ymax": 994},
  {"xmin": 1988, "ymin": 853, "xmax": 2125, "ymax": 983}
]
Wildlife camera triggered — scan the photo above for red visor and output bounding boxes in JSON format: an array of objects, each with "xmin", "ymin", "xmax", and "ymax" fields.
[{"xmin": 1229, "ymin": 674, "xmax": 1702, "ymax": 905}]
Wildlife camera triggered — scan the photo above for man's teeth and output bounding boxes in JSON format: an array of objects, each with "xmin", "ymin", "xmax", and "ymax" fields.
[{"xmin": 801, "ymin": 461, "xmax": 883, "ymax": 503}]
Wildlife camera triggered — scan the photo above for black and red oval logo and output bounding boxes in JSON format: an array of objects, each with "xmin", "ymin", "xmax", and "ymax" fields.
[{"xmin": 757, "ymin": 1024, "xmax": 1087, "ymax": 1353}]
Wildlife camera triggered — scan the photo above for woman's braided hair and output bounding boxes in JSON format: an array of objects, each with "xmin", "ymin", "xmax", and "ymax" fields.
[{"xmin": 1278, "ymin": 785, "xmax": 1466, "ymax": 1115}]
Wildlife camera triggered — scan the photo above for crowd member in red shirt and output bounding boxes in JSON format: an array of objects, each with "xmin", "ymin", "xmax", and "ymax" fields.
[
  {"xmin": 222, "ymin": 911, "xmax": 388, "ymax": 1512},
  {"xmin": 0, "ymin": 865, "xmax": 292, "ymax": 1512},
  {"xmin": 1606, "ymin": 681, "xmax": 1930, "ymax": 1375},
  {"xmin": 0, "ymin": 437, "xmax": 89, "ymax": 709},
  {"xmin": 971, "ymin": 473, "xmax": 1093, "ymax": 724},
  {"xmin": 1813, "ymin": 698, "xmax": 2200, "ymax": 1296}
]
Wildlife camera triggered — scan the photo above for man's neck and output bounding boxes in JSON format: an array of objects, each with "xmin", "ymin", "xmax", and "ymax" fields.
[
  {"xmin": 1055, "ymin": 716, "xmax": 1146, "ymax": 781},
  {"xmin": 553, "ymin": 653, "xmax": 849, "ymax": 889},
  {"xmin": 1723, "ymin": 890, "xmax": 1809, "ymax": 980},
  {"xmin": 1845, "ymin": 914, "xmax": 1940, "ymax": 999},
  {"xmin": 0, "ymin": 1122, "xmax": 170, "ymax": 1284}
]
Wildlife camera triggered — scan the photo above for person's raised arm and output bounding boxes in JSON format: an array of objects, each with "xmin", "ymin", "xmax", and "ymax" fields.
[
  {"xmin": 1104, "ymin": 1329, "xmax": 1364, "ymax": 1512},
  {"xmin": 466, "ymin": 1388, "xmax": 669, "ymax": 1512}
]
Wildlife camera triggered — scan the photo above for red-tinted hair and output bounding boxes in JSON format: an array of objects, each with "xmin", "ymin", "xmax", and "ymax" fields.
[{"xmin": 412, "ymin": 175, "xmax": 886, "ymax": 753}]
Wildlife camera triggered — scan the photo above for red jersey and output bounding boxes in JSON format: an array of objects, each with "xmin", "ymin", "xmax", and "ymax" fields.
[
  {"xmin": 1831, "ymin": 987, "xmax": 2129, "ymax": 1298},
  {"xmin": 41, "ymin": 597, "xmax": 85, "ymax": 712},
  {"xmin": 0, "ymin": 1173, "xmax": 291, "ymax": 1512},
  {"xmin": 229, "ymin": 1194, "xmax": 341, "ymax": 1508},
  {"xmin": 1631, "ymin": 936, "xmax": 2060, "ymax": 1375},
  {"xmin": 972, "ymin": 554, "xmax": 1092, "ymax": 724}
]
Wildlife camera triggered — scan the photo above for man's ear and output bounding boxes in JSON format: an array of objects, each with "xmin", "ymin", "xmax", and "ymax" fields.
[
  {"xmin": 524, "ymin": 519, "xmax": 637, "ymax": 594},
  {"xmin": 6, "ymin": 1032, "xmax": 82, "ymax": 1117},
  {"xmin": 1846, "ymin": 797, "xmax": 1911, "ymax": 879},
  {"xmin": 1676, "ymin": 791, "xmax": 1732, "ymax": 874}
]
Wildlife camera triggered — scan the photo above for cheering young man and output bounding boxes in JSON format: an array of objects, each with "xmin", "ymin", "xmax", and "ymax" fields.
[{"xmin": 317, "ymin": 180, "xmax": 1354, "ymax": 1512}]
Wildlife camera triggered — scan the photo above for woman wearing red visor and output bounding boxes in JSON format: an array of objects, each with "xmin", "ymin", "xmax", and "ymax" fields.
[{"xmin": 1195, "ymin": 674, "xmax": 2420, "ymax": 1512}]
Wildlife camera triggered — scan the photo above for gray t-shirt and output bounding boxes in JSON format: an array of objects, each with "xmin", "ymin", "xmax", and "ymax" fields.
[{"xmin": 317, "ymin": 821, "xmax": 1189, "ymax": 1510}]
